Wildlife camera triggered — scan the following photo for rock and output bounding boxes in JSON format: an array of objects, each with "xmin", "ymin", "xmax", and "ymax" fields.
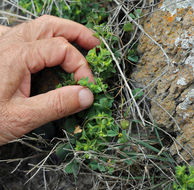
[{"xmin": 131, "ymin": 1, "xmax": 194, "ymax": 162}]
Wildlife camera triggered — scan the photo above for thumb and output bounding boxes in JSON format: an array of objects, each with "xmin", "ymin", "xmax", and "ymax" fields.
[{"xmin": 16, "ymin": 86, "xmax": 93, "ymax": 132}]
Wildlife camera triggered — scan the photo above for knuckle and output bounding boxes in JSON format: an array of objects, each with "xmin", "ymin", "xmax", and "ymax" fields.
[
  {"xmin": 54, "ymin": 37, "xmax": 68, "ymax": 46},
  {"xmin": 53, "ymin": 37, "xmax": 69, "ymax": 57},
  {"xmin": 51, "ymin": 92, "xmax": 67, "ymax": 118},
  {"xmin": 21, "ymin": 42, "xmax": 45, "ymax": 72}
]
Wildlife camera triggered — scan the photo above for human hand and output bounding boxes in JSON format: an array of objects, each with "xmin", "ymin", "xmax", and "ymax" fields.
[{"xmin": 0, "ymin": 15, "xmax": 100, "ymax": 145}]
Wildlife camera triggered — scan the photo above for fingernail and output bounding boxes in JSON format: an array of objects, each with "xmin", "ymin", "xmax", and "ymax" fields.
[{"xmin": 79, "ymin": 88, "xmax": 94, "ymax": 108}]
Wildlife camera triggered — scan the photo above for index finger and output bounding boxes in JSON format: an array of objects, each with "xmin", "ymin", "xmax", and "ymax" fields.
[{"xmin": 5, "ymin": 15, "xmax": 100, "ymax": 50}]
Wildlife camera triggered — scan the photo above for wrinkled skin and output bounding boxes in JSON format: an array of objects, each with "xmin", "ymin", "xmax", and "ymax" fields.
[{"xmin": 0, "ymin": 15, "xmax": 100, "ymax": 145}]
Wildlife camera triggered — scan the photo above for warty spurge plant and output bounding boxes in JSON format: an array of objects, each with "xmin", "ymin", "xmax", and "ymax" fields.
[
  {"xmin": 75, "ymin": 27, "xmax": 118, "ymax": 153},
  {"xmin": 54, "ymin": 27, "xmax": 119, "ymax": 172},
  {"xmin": 49, "ymin": 24, "xmax": 144, "ymax": 174}
]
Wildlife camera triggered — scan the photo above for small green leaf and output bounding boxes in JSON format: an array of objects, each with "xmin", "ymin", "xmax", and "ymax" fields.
[
  {"xmin": 107, "ymin": 130, "xmax": 118, "ymax": 137},
  {"xmin": 129, "ymin": 13, "xmax": 136, "ymax": 19},
  {"xmin": 112, "ymin": 36, "xmax": 119, "ymax": 42},
  {"xmin": 120, "ymin": 119, "xmax": 130, "ymax": 129},
  {"xmin": 64, "ymin": 160, "xmax": 79, "ymax": 177},
  {"xmin": 108, "ymin": 167, "xmax": 114, "ymax": 174},
  {"xmin": 55, "ymin": 143, "xmax": 71, "ymax": 161},
  {"xmin": 56, "ymin": 83, "xmax": 62, "ymax": 88},
  {"xmin": 135, "ymin": 9, "xmax": 141, "ymax": 17},
  {"xmin": 89, "ymin": 161, "xmax": 98, "ymax": 170},
  {"xmin": 128, "ymin": 55, "xmax": 139, "ymax": 63},
  {"xmin": 132, "ymin": 88, "xmax": 144, "ymax": 100},
  {"xmin": 118, "ymin": 130, "xmax": 129, "ymax": 143},
  {"xmin": 124, "ymin": 159, "xmax": 134, "ymax": 166},
  {"xmin": 123, "ymin": 22, "xmax": 133, "ymax": 32},
  {"xmin": 98, "ymin": 164, "xmax": 106, "ymax": 172}
]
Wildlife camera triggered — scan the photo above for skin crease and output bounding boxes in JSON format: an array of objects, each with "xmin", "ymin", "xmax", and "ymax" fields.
[{"xmin": 0, "ymin": 15, "xmax": 100, "ymax": 145}]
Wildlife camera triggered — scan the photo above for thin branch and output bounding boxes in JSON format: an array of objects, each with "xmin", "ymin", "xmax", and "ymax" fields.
[
  {"xmin": 113, "ymin": 0, "xmax": 171, "ymax": 67},
  {"xmin": 100, "ymin": 36, "xmax": 145, "ymax": 126}
]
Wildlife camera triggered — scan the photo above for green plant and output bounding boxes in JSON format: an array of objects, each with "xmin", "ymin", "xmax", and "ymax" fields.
[
  {"xmin": 18, "ymin": 1, "xmax": 179, "ymax": 188},
  {"xmin": 85, "ymin": 46, "xmax": 115, "ymax": 79},
  {"xmin": 127, "ymin": 43, "xmax": 139, "ymax": 63},
  {"xmin": 173, "ymin": 165, "xmax": 194, "ymax": 190},
  {"xmin": 123, "ymin": 9, "xmax": 141, "ymax": 33},
  {"xmin": 19, "ymin": 0, "xmax": 108, "ymax": 27},
  {"xmin": 123, "ymin": 9, "xmax": 142, "ymax": 63},
  {"xmin": 45, "ymin": 23, "xmax": 120, "ymax": 174}
]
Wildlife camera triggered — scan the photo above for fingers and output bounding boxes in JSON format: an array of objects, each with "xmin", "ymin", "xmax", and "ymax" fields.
[
  {"xmin": 0, "ymin": 86, "xmax": 93, "ymax": 143},
  {"xmin": 0, "ymin": 16, "xmax": 99, "ymax": 145},
  {"xmin": 5, "ymin": 15, "xmax": 100, "ymax": 50},
  {"xmin": 0, "ymin": 37, "xmax": 94, "ymax": 99},
  {"xmin": 26, "ymin": 86, "xmax": 93, "ymax": 126},
  {"xmin": 23, "ymin": 37, "xmax": 94, "ymax": 81}
]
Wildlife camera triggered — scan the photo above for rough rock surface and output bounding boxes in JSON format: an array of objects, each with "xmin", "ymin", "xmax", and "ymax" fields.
[{"xmin": 131, "ymin": 1, "xmax": 194, "ymax": 162}]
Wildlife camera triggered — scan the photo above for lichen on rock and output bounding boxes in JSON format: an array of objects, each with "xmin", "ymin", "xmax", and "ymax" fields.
[{"xmin": 131, "ymin": 1, "xmax": 194, "ymax": 162}]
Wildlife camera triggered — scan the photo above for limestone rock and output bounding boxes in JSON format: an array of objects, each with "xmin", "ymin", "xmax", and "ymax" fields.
[{"xmin": 131, "ymin": 1, "xmax": 194, "ymax": 162}]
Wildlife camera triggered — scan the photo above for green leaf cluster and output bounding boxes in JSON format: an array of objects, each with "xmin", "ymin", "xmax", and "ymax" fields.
[
  {"xmin": 127, "ymin": 43, "xmax": 139, "ymax": 63},
  {"xmin": 86, "ymin": 46, "xmax": 115, "ymax": 79},
  {"xmin": 74, "ymin": 27, "xmax": 119, "ymax": 154},
  {"xmin": 64, "ymin": 159, "xmax": 79, "ymax": 177},
  {"xmin": 76, "ymin": 111, "xmax": 118, "ymax": 151},
  {"xmin": 19, "ymin": 0, "xmax": 44, "ymax": 14},
  {"xmin": 52, "ymin": 25, "xmax": 119, "ymax": 173},
  {"xmin": 78, "ymin": 77, "xmax": 108, "ymax": 93},
  {"xmin": 123, "ymin": 22, "xmax": 133, "ymax": 32},
  {"xmin": 89, "ymin": 158, "xmax": 115, "ymax": 174},
  {"xmin": 123, "ymin": 9, "xmax": 141, "ymax": 32},
  {"xmin": 123, "ymin": 9, "xmax": 142, "ymax": 63},
  {"xmin": 19, "ymin": 0, "xmax": 108, "ymax": 26},
  {"xmin": 173, "ymin": 166, "xmax": 194, "ymax": 190}
]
